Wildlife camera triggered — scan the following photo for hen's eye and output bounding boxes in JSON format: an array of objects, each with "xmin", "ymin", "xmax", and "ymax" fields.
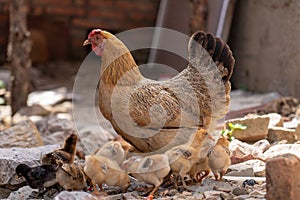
[{"xmin": 96, "ymin": 36, "xmax": 99, "ymax": 40}]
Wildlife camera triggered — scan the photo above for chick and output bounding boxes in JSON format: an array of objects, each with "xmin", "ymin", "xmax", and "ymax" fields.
[
  {"xmin": 165, "ymin": 129, "xmax": 209, "ymax": 189},
  {"xmin": 207, "ymin": 137, "xmax": 231, "ymax": 181},
  {"xmin": 56, "ymin": 161, "xmax": 88, "ymax": 191},
  {"xmin": 84, "ymin": 155, "xmax": 130, "ymax": 195},
  {"xmin": 42, "ymin": 133, "xmax": 78, "ymax": 164},
  {"xmin": 15, "ymin": 164, "xmax": 57, "ymax": 192},
  {"xmin": 42, "ymin": 133, "xmax": 77, "ymax": 165},
  {"xmin": 94, "ymin": 140, "xmax": 127, "ymax": 166},
  {"xmin": 123, "ymin": 154, "xmax": 170, "ymax": 199},
  {"xmin": 189, "ymin": 157, "xmax": 210, "ymax": 183}
]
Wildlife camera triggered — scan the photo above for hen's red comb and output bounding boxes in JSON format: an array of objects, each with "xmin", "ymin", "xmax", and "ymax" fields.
[{"xmin": 88, "ymin": 29, "xmax": 102, "ymax": 38}]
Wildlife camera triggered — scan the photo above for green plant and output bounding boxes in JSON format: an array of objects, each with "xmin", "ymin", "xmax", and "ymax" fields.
[
  {"xmin": 0, "ymin": 80, "xmax": 4, "ymax": 89},
  {"xmin": 221, "ymin": 123, "xmax": 247, "ymax": 141}
]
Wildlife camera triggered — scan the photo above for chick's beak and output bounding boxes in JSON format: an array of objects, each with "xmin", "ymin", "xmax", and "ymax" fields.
[{"xmin": 83, "ymin": 39, "xmax": 91, "ymax": 46}]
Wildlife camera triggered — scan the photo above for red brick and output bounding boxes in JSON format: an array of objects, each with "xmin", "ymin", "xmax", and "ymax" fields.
[
  {"xmin": 31, "ymin": 6, "xmax": 44, "ymax": 15},
  {"xmin": 266, "ymin": 153, "xmax": 300, "ymax": 200},
  {"xmin": 32, "ymin": 0, "xmax": 72, "ymax": 5},
  {"xmin": 72, "ymin": 18, "xmax": 101, "ymax": 28},
  {"xmin": 46, "ymin": 6, "xmax": 85, "ymax": 16},
  {"xmin": 88, "ymin": 8, "xmax": 124, "ymax": 20},
  {"xmin": 88, "ymin": 0, "xmax": 115, "ymax": 7}
]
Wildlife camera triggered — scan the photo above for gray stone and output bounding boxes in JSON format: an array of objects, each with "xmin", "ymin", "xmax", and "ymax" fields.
[
  {"xmin": 35, "ymin": 117, "xmax": 75, "ymax": 136},
  {"xmin": 267, "ymin": 127, "xmax": 297, "ymax": 144},
  {"xmin": 228, "ymin": 159, "xmax": 265, "ymax": 177},
  {"xmin": 16, "ymin": 104, "xmax": 51, "ymax": 117},
  {"xmin": 0, "ymin": 145, "xmax": 58, "ymax": 188},
  {"xmin": 7, "ymin": 186, "xmax": 36, "ymax": 200},
  {"xmin": 0, "ymin": 120, "xmax": 44, "ymax": 148},
  {"xmin": 232, "ymin": 187, "xmax": 249, "ymax": 196},
  {"xmin": 54, "ymin": 191, "xmax": 97, "ymax": 200},
  {"xmin": 226, "ymin": 168, "xmax": 254, "ymax": 177},
  {"xmin": 226, "ymin": 116, "xmax": 270, "ymax": 142}
]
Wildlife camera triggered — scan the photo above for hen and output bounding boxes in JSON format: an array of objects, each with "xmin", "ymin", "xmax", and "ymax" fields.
[{"xmin": 83, "ymin": 29, "xmax": 234, "ymax": 153}]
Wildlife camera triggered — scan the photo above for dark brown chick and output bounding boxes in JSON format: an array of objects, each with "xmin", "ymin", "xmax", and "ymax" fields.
[
  {"xmin": 207, "ymin": 137, "xmax": 231, "ymax": 181},
  {"xmin": 42, "ymin": 133, "xmax": 77, "ymax": 165},
  {"xmin": 56, "ymin": 161, "xmax": 88, "ymax": 191},
  {"xmin": 15, "ymin": 164, "xmax": 57, "ymax": 192}
]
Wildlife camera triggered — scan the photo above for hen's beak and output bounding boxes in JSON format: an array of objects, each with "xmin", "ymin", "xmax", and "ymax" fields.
[
  {"xmin": 83, "ymin": 39, "xmax": 91, "ymax": 46},
  {"xmin": 207, "ymin": 134, "xmax": 215, "ymax": 141}
]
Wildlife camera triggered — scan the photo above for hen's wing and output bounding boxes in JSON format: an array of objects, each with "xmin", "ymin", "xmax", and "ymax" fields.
[{"xmin": 124, "ymin": 32, "xmax": 234, "ymax": 130}]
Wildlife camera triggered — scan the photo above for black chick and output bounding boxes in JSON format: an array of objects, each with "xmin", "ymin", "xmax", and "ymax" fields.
[
  {"xmin": 42, "ymin": 133, "xmax": 78, "ymax": 165},
  {"xmin": 16, "ymin": 163, "xmax": 57, "ymax": 192}
]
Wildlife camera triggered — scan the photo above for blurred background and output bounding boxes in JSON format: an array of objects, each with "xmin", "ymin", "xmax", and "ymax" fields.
[{"xmin": 0, "ymin": 0, "xmax": 299, "ymax": 118}]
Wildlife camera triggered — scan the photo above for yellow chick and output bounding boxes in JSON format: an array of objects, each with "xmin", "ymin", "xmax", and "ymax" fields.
[
  {"xmin": 165, "ymin": 129, "xmax": 210, "ymax": 189},
  {"xmin": 94, "ymin": 140, "xmax": 126, "ymax": 166},
  {"xmin": 207, "ymin": 137, "xmax": 231, "ymax": 181},
  {"xmin": 56, "ymin": 161, "xmax": 88, "ymax": 191},
  {"xmin": 123, "ymin": 154, "xmax": 170, "ymax": 199},
  {"xmin": 84, "ymin": 155, "xmax": 130, "ymax": 195},
  {"xmin": 189, "ymin": 156, "xmax": 210, "ymax": 183}
]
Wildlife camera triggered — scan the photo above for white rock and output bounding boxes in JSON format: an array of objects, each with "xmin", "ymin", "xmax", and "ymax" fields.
[{"xmin": 263, "ymin": 144, "xmax": 300, "ymax": 159}]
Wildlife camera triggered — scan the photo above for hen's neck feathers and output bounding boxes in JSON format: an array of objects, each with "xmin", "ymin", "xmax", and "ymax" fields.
[{"xmin": 100, "ymin": 36, "xmax": 143, "ymax": 86}]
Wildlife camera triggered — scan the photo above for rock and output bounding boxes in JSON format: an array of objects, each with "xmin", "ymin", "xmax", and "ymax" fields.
[
  {"xmin": 295, "ymin": 124, "xmax": 300, "ymax": 140},
  {"xmin": 229, "ymin": 140, "xmax": 265, "ymax": 164},
  {"xmin": 265, "ymin": 113, "xmax": 283, "ymax": 127},
  {"xmin": 35, "ymin": 117, "xmax": 75, "ymax": 136},
  {"xmin": 283, "ymin": 118, "xmax": 300, "ymax": 129},
  {"xmin": 263, "ymin": 144, "xmax": 300, "ymax": 159},
  {"xmin": 232, "ymin": 187, "xmax": 249, "ymax": 196},
  {"xmin": 54, "ymin": 191, "xmax": 97, "ymax": 200},
  {"xmin": 226, "ymin": 168, "xmax": 254, "ymax": 177},
  {"xmin": 0, "ymin": 120, "xmax": 44, "ymax": 148},
  {"xmin": 0, "ymin": 187, "xmax": 13, "ymax": 199},
  {"xmin": 252, "ymin": 139, "xmax": 270, "ymax": 153},
  {"xmin": 203, "ymin": 191, "xmax": 229, "ymax": 200},
  {"xmin": 0, "ymin": 145, "xmax": 58, "ymax": 198},
  {"xmin": 267, "ymin": 127, "xmax": 297, "ymax": 144},
  {"xmin": 16, "ymin": 104, "xmax": 51, "ymax": 116},
  {"xmin": 266, "ymin": 153, "xmax": 300, "ymax": 200},
  {"xmin": 194, "ymin": 179, "xmax": 235, "ymax": 194},
  {"xmin": 226, "ymin": 116, "xmax": 270, "ymax": 142},
  {"xmin": 7, "ymin": 186, "xmax": 36, "ymax": 200},
  {"xmin": 27, "ymin": 87, "xmax": 71, "ymax": 106}
]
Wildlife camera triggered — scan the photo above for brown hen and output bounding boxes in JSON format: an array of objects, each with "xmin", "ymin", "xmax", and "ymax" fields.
[{"xmin": 83, "ymin": 29, "xmax": 234, "ymax": 153}]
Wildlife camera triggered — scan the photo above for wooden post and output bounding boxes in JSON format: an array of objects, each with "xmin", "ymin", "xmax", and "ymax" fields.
[
  {"xmin": 189, "ymin": 0, "xmax": 208, "ymax": 34},
  {"xmin": 7, "ymin": 0, "xmax": 31, "ymax": 115}
]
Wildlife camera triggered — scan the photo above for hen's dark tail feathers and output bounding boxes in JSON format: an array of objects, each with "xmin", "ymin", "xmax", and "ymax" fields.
[{"xmin": 189, "ymin": 31, "xmax": 235, "ymax": 81}]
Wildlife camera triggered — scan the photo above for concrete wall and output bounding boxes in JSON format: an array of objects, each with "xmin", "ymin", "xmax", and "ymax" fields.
[{"xmin": 229, "ymin": 0, "xmax": 300, "ymax": 98}]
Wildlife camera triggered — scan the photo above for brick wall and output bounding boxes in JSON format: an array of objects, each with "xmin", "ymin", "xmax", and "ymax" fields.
[{"xmin": 0, "ymin": 0, "xmax": 160, "ymax": 63}]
